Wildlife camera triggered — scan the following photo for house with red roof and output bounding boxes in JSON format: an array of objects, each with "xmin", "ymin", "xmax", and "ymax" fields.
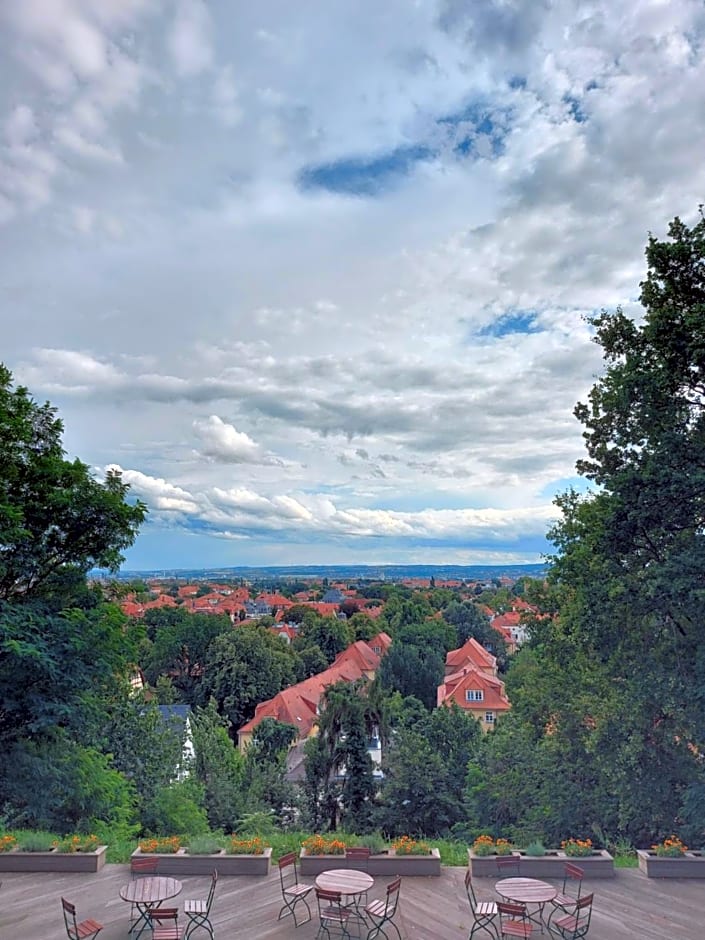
[
  {"xmin": 437, "ymin": 666, "xmax": 511, "ymax": 732},
  {"xmin": 236, "ymin": 632, "xmax": 392, "ymax": 753},
  {"xmin": 444, "ymin": 637, "xmax": 497, "ymax": 678}
]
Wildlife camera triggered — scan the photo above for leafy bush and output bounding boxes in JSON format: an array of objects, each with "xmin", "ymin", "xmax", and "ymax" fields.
[
  {"xmin": 652, "ymin": 835, "xmax": 687, "ymax": 857},
  {"xmin": 356, "ymin": 832, "xmax": 387, "ymax": 855},
  {"xmin": 302, "ymin": 834, "xmax": 346, "ymax": 855},
  {"xmin": 187, "ymin": 834, "xmax": 223, "ymax": 855},
  {"xmin": 561, "ymin": 838, "xmax": 594, "ymax": 858},
  {"xmin": 55, "ymin": 834, "xmax": 100, "ymax": 853},
  {"xmin": 524, "ymin": 841, "xmax": 546, "ymax": 857},
  {"xmin": 471, "ymin": 835, "xmax": 513, "ymax": 856},
  {"xmin": 392, "ymin": 835, "xmax": 431, "ymax": 856},
  {"xmin": 18, "ymin": 831, "xmax": 57, "ymax": 852},
  {"xmin": 143, "ymin": 779, "xmax": 209, "ymax": 837},
  {"xmin": 228, "ymin": 835, "xmax": 266, "ymax": 855},
  {"xmin": 139, "ymin": 836, "xmax": 181, "ymax": 854}
]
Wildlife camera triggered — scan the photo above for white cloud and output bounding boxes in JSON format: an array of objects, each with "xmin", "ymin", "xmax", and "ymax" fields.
[{"xmin": 168, "ymin": 0, "xmax": 214, "ymax": 76}]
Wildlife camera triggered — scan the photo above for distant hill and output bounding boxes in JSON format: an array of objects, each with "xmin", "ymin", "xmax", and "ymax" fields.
[{"xmin": 111, "ymin": 562, "xmax": 548, "ymax": 582}]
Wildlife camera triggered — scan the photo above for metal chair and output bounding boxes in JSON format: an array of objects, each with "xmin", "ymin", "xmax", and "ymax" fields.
[
  {"xmin": 316, "ymin": 887, "xmax": 352, "ymax": 939},
  {"xmin": 364, "ymin": 876, "xmax": 402, "ymax": 940},
  {"xmin": 61, "ymin": 897, "xmax": 103, "ymax": 940},
  {"xmin": 146, "ymin": 907, "xmax": 185, "ymax": 940},
  {"xmin": 345, "ymin": 846, "xmax": 371, "ymax": 908},
  {"xmin": 184, "ymin": 869, "xmax": 217, "ymax": 939},
  {"xmin": 465, "ymin": 868, "xmax": 499, "ymax": 939},
  {"xmin": 496, "ymin": 856, "xmax": 521, "ymax": 876},
  {"xmin": 549, "ymin": 863, "xmax": 583, "ymax": 919},
  {"xmin": 497, "ymin": 900, "xmax": 533, "ymax": 938},
  {"xmin": 547, "ymin": 893, "xmax": 593, "ymax": 939},
  {"xmin": 130, "ymin": 855, "xmax": 159, "ymax": 921},
  {"xmin": 278, "ymin": 851, "xmax": 314, "ymax": 927}
]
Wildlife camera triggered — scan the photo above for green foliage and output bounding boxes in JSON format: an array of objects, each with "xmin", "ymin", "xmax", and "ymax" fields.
[
  {"xmin": 143, "ymin": 777, "xmax": 209, "ymax": 837},
  {"xmin": 187, "ymin": 833, "xmax": 223, "ymax": 854},
  {"xmin": 378, "ymin": 642, "xmax": 444, "ymax": 709},
  {"xmin": 295, "ymin": 616, "xmax": 353, "ymax": 664},
  {"xmin": 0, "ymin": 364, "xmax": 145, "ymax": 600},
  {"xmin": 442, "ymin": 600, "xmax": 509, "ymax": 668},
  {"xmin": 190, "ymin": 700, "xmax": 247, "ymax": 831},
  {"xmin": 524, "ymin": 841, "xmax": 546, "ymax": 857},
  {"xmin": 18, "ymin": 830, "xmax": 57, "ymax": 852},
  {"xmin": 199, "ymin": 625, "xmax": 299, "ymax": 731}
]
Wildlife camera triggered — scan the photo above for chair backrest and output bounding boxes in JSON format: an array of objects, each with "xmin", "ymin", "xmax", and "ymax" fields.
[
  {"xmin": 316, "ymin": 887, "xmax": 344, "ymax": 916},
  {"xmin": 574, "ymin": 893, "xmax": 593, "ymax": 927},
  {"xmin": 384, "ymin": 877, "xmax": 401, "ymax": 916},
  {"xmin": 205, "ymin": 869, "xmax": 218, "ymax": 911},
  {"xmin": 464, "ymin": 868, "xmax": 478, "ymax": 908},
  {"xmin": 132, "ymin": 855, "xmax": 159, "ymax": 877},
  {"xmin": 496, "ymin": 855, "xmax": 521, "ymax": 875},
  {"xmin": 498, "ymin": 900, "xmax": 528, "ymax": 924},
  {"xmin": 61, "ymin": 898, "xmax": 78, "ymax": 940},
  {"xmin": 563, "ymin": 862, "xmax": 584, "ymax": 898},
  {"xmin": 279, "ymin": 851, "xmax": 299, "ymax": 891}
]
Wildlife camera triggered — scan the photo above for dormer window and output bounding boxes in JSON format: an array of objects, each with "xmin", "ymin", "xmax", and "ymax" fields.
[{"xmin": 465, "ymin": 689, "xmax": 483, "ymax": 702}]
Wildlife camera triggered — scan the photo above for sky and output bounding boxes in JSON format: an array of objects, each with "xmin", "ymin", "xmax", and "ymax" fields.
[{"xmin": 2, "ymin": 1, "xmax": 705, "ymax": 571}]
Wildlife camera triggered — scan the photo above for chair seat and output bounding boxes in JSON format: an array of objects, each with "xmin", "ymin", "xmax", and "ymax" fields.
[
  {"xmin": 286, "ymin": 883, "xmax": 313, "ymax": 898},
  {"xmin": 322, "ymin": 905, "xmax": 351, "ymax": 923},
  {"xmin": 184, "ymin": 898, "xmax": 207, "ymax": 914},
  {"xmin": 501, "ymin": 922, "xmax": 532, "ymax": 938},
  {"xmin": 552, "ymin": 892, "xmax": 575, "ymax": 909},
  {"xmin": 476, "ymin": 901, "xmax": 497, "ymax": 916},
  {"xmin": 553, "ymin": 911, "xmax": 579, "ymax": 931},
  {"xmin": 76, "ymin": 919, "xmax": 103, "ymax": 939},
  {"xmin": 152, "ymin": 928, "xmax": 184, "ymax": 940},
  {"xmin": 365, "ymin": 898, "xmax": 387, "ymax": 917}
]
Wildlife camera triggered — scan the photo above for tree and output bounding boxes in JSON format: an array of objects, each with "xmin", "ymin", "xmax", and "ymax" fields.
[
  {"xmin": 199, "ymin": 625, "xmax": 299, "ymax": 732},
  {"xmin": 0, "ymin": 364, "xmax": 146, "ymax": 600},
  {"xmin": 294, "ymin": 616, "xmax": 353, "ymax": 664},
  {"xmin": 190, "ymin": 700, "xmax": 247, "ymax": 831},
  {"xmin": 378, "ymin": 643, "xmax": 444, "ymax": 710},
  {"xmin": 442, "ymin": 600, "xmax": 508, "ymax": 667}
]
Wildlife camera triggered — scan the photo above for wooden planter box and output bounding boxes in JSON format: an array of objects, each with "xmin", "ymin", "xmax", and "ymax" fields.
[
  {"xmin": 299, "ymin": 848, "xmax": 441, "ymax": 877},
  {"xmin": 131, "ymin": 846, "xmax": 271, "ymax": 876},
  {"xmin": 0, "ymin": 845, "xmax": 107, "ymax": 873},
  {"xmin": 637, "ymin": 850, "xmax": 705, "ymax": 878},
  {"xmin": 468, "ymin": 848, "xmax": 614, "ymax": 879}
]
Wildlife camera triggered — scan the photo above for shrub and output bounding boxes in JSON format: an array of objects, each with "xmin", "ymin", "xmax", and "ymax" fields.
[
  {"xmin": 302, "ymin": 834, "xmax": 346, "ymax": 855},
  {"xmin": 652, "ymin": 835, "xmax": 687, "ymax": 857},
  {"xmin": 228, "ymin": 835, "xmax": 265, "ymax": 855},
  {"xmin": 471, "ymin": 834, "xmax": 513, "ymax": 856},
  {"xmin": 19, "ymin": 831, "xmax": 57, "ymax": 852},
  {"xmin": 561, "ymin": 838, "xmax": 594, "ymax": 858},
  {"xmin": 356, "ymin": 832, "xmax": 387, "ymax": 855},
  {"xmin": 56, "ymin": 834, "xmax": 100, "ymax": 853},
  {"xmin": 524, "ymin": 841, "xmax": 546, "ymax": 857},
  {"xmin": 143, "ymin": 779, "xmax": 209, "ymax": 838},
  {"xmin": 139, "ymin": 836, "xmax": 181, "ymax": 854},
  {"xmin": 187, "ymin": 834, "xmax": 223, "ymax": 855},
  {"xmin": 392, "ymin": 835, "xmax": 431, "ymax": 856}
]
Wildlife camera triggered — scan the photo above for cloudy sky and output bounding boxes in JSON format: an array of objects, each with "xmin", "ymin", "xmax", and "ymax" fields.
[{"xmin": 2, "ymin": 1, "xmax": 704, "ymax": 571}]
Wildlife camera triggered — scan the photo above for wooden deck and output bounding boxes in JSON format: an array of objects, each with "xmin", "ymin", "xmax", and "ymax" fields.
[{"xmin": 0, "ymin": 863, "xmax": 702, "ymax": 938}]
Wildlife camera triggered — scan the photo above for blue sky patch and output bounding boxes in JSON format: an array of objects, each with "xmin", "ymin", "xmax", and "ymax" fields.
[
  {"xmin": 298, "ymin": 144, "xmax": 433, "ymax": 196},
  {"xmin": 478, "ymin": 310, "xmax": 540, "ymax": 338}
]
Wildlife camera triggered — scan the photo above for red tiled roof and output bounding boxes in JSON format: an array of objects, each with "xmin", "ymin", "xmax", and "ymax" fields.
[
  {"xmin": 437, "ymin": 666, "xmax": 511, "ymax": 712},
  {"xmin": 445, "ymin": 637, "xmax": 496, "ymax": 674}
]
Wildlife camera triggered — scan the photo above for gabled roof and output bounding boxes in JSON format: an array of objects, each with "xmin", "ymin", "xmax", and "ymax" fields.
[
  {"xmin": 445, "ymin": 637, "xmax": 496, "ymax": 674},
  {"xmin": 437, "ymin": 666, "xmax": 511, "ymax": 712}
]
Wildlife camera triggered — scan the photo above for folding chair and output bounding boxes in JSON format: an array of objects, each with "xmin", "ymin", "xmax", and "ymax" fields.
[
  {"xmin": 130, "ymin": 855, "xmax": 159, "ymax": 921},
  {"xmin": 547, "ymin": 893, "xmax": 593, "ymax": 939},
  {"xmin": 364, "ymin": 876, "xmax": 402, "ymax": 940},
  {"xmin": 316, "ymin": 887, "xmax": 352, "ymax": 939},
  {"xmin": 345, "ymin": 846, "xmax": 371, "ymax": 908},
  {"xmin": 61, "ymin": 897, "xmax": 103, "ymax": 940},
  {"xmin": 465, "ymin": 868, "xmax": 499, "ymax": 939},
  {"xmin": 549, "ymin": 863, "xmax": 583, "ymax": 918},
  {"xmin": 278, "ymin": 851, "xmax": 314, "ymax": 927},
  {"xmin": 146, "ymin": 907, "xmax": 185, "ymax": 940},
  {"xmin": 497, "ymin": 900, "xmax": 533, "ymax": 938},
  {"xmin": 496, "ymin": 856, "xmax": 521, "ymax": 876},
  {"xmin": 184, "ymin": 869, "xmax": 217, "ymax": 939}
]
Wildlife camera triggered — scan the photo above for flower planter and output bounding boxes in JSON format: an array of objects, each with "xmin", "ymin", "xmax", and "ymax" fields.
[
  {"xmin": 468, "ymin": 848, "xmax": 614, "ymax": 879},
  {"xmin": 0, "ymin": 845, "xmax": 107, "ymax": 873},
  {"xmin": 637, "ymin": 850, "xmax": 705, "ymax": 878},
  {"xmin": 299, "ymin": 848, "xmax": 441, "ymax": 877},
  {"xmin": 131, "ymin": 846, "xmax": 271, "ymax": 876}
]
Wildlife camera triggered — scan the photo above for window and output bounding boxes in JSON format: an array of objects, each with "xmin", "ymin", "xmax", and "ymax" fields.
[
  {"xmin": 465, "ymin": 689, "xmax": 483, "ymax": 702},
  {"xmin": 485, "ymin": 711, "xmax": 495, "ymax": 724}
]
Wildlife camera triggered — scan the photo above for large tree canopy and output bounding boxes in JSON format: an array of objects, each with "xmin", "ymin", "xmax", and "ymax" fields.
[{"xmin": 0, "ymin": 364, "xmax": 146, "ymax": 600}]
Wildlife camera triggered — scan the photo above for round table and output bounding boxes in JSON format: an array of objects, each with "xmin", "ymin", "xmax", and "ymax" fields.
[
  {"xmin": 120, "ymin": 875, "xmax": 182, "ymax": 939},
  {"xmin": 315, "ymin": 868, "xmax": 374, "ymax": 933},
  {"xmin": 496, "ymin": 877, "xmax": 557, "ymax": 934}
]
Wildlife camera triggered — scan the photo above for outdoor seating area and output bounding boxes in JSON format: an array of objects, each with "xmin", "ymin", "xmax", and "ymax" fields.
[{"xmin": 2, "ymin": 860, "xmax": 704, "ymax": 939}]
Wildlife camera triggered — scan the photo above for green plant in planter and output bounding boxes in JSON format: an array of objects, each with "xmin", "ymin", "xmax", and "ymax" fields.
[
  {"xmin": 187, "ymin": 834, "xmax": 223, "ymax": 855},
  {"xmin": 55, "ymin": 834, "xmax": 100, "ymax": 853},
  {"xmin": 392, "ymin": 836, "xmax": 431, "ymax": 856},
  {"xmin": 524, "ymin": 841, "xmax": 546, "ymax": 857},
  {"xmin": 651, "ymin": 835, "xmax": 687, "ymax": 857},
  {"xmin": 357, "ymin": 833, "xmax": 387, "ymax": 855},
  {"xmin": 561, "ymin": 838, "xmax": 594, "ymax": 858},
  {"xmin": 227, "ymin": 836, "xmax": 266, "ymax": 856},
  {"xmin": 19, "ymin": 831, "xmax": 58, "ymax": 852}
]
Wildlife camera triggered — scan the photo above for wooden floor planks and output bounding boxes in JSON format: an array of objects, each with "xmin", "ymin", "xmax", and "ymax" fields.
[{"xmin": 0, "ymin": 862, "xmax": 703, "ymax": 939}]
